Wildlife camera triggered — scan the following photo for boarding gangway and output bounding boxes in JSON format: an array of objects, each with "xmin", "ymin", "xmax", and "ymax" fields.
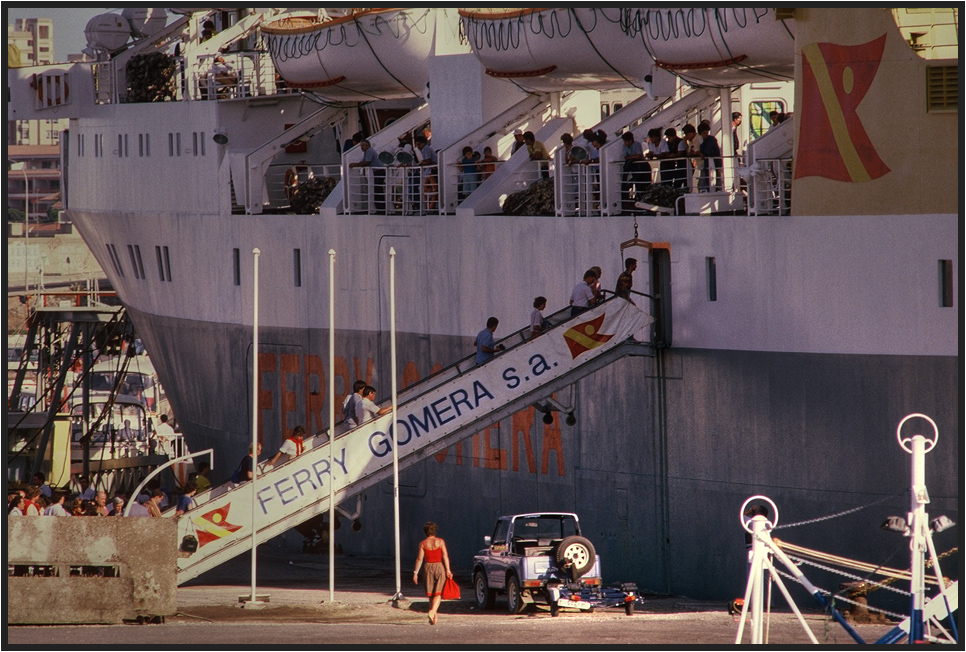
[{"xmin": 174, "ymin": 297, "xmax": 653, "ymax": 583}]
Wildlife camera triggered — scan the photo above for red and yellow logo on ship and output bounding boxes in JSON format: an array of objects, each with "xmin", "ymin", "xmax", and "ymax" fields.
[
  {"xmin": 192, "ymin": 504, "xmax": 243, "ymax": 547},
  {"xmin": 562, "ymin": 313, "xmax": 614, "ymax": 359}
]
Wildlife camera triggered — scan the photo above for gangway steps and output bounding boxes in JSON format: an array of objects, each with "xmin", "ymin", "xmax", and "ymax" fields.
[{"xmin": 175, "ymin": 298, "xmax": 653, "ymax": 584}]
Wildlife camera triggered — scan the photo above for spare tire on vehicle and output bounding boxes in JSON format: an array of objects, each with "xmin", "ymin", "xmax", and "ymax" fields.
[{"xmin": 555, "ymin": 535, "xmax": 596, "ymax": 578}]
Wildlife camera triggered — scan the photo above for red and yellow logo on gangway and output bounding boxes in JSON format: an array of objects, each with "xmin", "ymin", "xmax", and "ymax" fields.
[
  {"xmin": 192, "ymin": 504, "xmax": 243, "ymax": 547},
  {"xmin": 563, "ymin": 313, "xmax": 614, "ymax": 359}
]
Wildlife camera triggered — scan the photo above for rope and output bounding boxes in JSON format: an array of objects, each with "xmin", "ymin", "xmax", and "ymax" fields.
[
  {"xmin": 772, "ymin": 566, "xmax": 909, "ymax": 621},
  {"xmin": 774, "ymin": 538, "xmax": 949, "ymax": 587},
  {"xmin": 785, "ymin": 555, "xmax": 912, "ymax": 599},
  {"xmin": 773, "ymin": 489, "xmax": 907, "ymax": 530}
]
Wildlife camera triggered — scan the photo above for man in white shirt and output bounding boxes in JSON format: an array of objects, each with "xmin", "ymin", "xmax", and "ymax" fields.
[
  {"xmin": 153, "ymin": 414, "xmax": 176, "ymax": 455},
  {"xmin": 342, "ymin": 380, "xmax": 367, "ymax": 430},
  {"xmin": 570, "ymin": 269, "xmax": 600, "ymax": 318},
  {"xmin": 355, "ymin": 386, "xmax": 392, "ymax": 425}
]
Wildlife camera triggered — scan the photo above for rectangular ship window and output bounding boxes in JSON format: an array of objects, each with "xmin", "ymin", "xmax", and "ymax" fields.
[
  {"xmin": 192, "ymin": 132, "xmax": 198, "ymax": 156},
  {"xmin": 233, "ymin": 248, "xmax": 240, "ymax": 286},
  {"xmin": 133, "ymin": 245, "xmax": 145, "ymax": 279},
  {"xmin": 939, "ymin": 259, "xmax": 953, "ymax": 307},
  {"xmin": 155, "ymin": 246, "xmax": 164, "ymax": 281},
  {"xmin": 294, "ymin": 249, "xmax": 302, "ymax": 287},
  {"xmin": 201, "ymin": 133, "xmax": 206, "ymax": 156},
  {"xmin": 168, "ymin": 133, "xmax": 174, "ymax": 157},
  {"xmin": 163, "ymin": 246, "xmax": 172, "ymax": 282},
  {"xmin": 127, "ymin": 245, "xmax": 143, "ymax": 280},
  {"xmin": 106, "ymin": 244, "xmax": 124, "ymax": 277},
  {"xmin": 706, "ymin": 257, "xmax": 717, "ymax": 302}
]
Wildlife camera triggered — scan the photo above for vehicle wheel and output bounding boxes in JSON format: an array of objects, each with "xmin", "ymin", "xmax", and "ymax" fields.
[
  {"xmin": 550, "ymin": 602, "xmax": 560, "ymax": 617},
  {"xmin": 474, "ymin": 570, "xmax": 495, "ymax": 610},
  {"xmin": 625, "ymin": 601, "xmax": 634, "ymax": 616},
  {"xmin": 506, "ymin": 574, "xmax": 526, "ymax": 614},
  {"xmin": 556, "ymin": 535, "xmax": 596, "ymax": 577}
]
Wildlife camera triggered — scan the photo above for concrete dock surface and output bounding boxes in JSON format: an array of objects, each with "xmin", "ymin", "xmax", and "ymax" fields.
[{"xmin": 7, "ymin": 548, "xmax": 901, "ymax": 647}]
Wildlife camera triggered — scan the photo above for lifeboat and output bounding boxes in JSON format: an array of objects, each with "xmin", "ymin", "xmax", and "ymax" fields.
[
  {"xmin": 262, "ymin": 8, "xmax": 436, "ymax": 101},
  {"xmin": 461, "ymin": 7, "xmax": 795, "ymax": 91},
  {"xmin": 459, "ymin": 8, "xmax": 653, "ymax": 92},
  {"xmin": 616, "ymin": 8, "xmax": 795, "ymax": 87}
]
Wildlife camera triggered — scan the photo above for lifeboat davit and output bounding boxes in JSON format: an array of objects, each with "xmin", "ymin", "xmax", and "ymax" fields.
[
  {"xmin": 461, "ymin": 8, "xmax": 795, "ymax": 91},
  {"xmin": 262, "ymin": 8, "xmax": 435, "ymax": 101}
]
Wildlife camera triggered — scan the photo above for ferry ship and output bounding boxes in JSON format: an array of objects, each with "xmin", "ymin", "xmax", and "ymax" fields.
[{"xmin": 8, "ymin": 8, "xmax": 958, "ymax": 601}]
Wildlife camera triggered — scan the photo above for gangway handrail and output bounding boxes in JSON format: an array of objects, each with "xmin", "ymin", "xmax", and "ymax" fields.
[{"xmin": 123, "ymin": 448, "xmax": 214, "ymax": 516}]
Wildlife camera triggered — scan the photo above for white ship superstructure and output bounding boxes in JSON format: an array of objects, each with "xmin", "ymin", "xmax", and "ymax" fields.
[{"xmin": 6, "ymin": 8, "xmax": 958, "ymax": 600}]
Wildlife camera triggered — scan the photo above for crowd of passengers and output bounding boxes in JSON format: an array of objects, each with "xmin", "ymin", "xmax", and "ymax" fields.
[{"xmin": 7, "ymin": 469, "xmax": 207, "ymax": 519}]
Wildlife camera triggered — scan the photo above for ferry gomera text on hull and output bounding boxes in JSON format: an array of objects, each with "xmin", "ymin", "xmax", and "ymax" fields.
[{"xmin": 7, "ymin": 8, "xmax": 958, "ymax": 600}]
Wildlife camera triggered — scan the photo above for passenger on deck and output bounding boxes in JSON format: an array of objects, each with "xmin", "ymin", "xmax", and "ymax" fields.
[
  {"xmin": 128, "ymin": 494, "xmax": 150, "ymax": 517},
  {"xmin": 681, "ymin": 124, "xmax": 700, "ymax": 191},
  {"xmin": 8, "ymin": 493, "xmax": 25, "ymax": 517},
  {"xmin": 524, "ymin": 131, "xmax": 551, "ymax": 179},
  {"xmin": 530, "ymin": 297, "xmax": 551, "ymax": 338},
  {"xmin": 76, "ymin": 475, "xmax": 96, "ymax": 500},
  {"xmin": 267, "ymin": 425, "xmax": 306, "ymax": 467},
  {"xmin": 615, "ymin": 258, "xmax": 638, "ymax": 301},
  {"xmin": 475, "ymin": 317, "xmax": 505, "ymax": 365},
  {"xmin": 414, "ymin": 135, "xmax": 438, "ymax": 210},
  {"xmin": 570, "ymin": 269, "xmax": 600, "ymax": 318},
  {"xmin": 662, "ymin": 128, "xmax": 687, "ymax": 189},
  {"xmin": 698, "ymin": 122, "xmax": 723, "ymax": 192},
  {"xmin": 236, "ymin": 442, "xmax": 263, "ymax": 483},
  {"xmin": 109, "ymin": 495, "xmax": 125, "ymax": 516},
  {"xmin": 511, "ymin": 129, "xmax": 526, "ymax": 154},
  {"xmin": 342, "ymin": 380, "xmax": 368, "ymax": 430},
  {"xmin": 620, "ymin": 131, "xmax": 649, "ymax": 210},
  {"xmin": 193, "ymin": 461, "xmax": 212, "ymax": 492},
  {"xmin": 480, "ymin": 146, "xmax": 498, "ymax": 180},
  {"xmin": 355, "ymin": 386, "xmax": 392, "ymax": 424},
  {"xmin": 94, "ymin": 490, "xmax": 110, "ymax": 516},
  {"xmin": 146, "ymin": 488, "xmax": 165, "ymax": 518},
  {"xmin": 201, "ymin": 20, "xmax": 216, "ymax": 43},
  {"xmin": 153, "ymin": 414, "xmax": 176, "ymax": 455},
  {"xmin": 644, "ymin": 128, "xmax": 668, "ymax": 184},
  {"xmin": 43, "ymin": 491, "xmax": 71, "ymax": 516},
  {"xmin": 349, "ymin": 139, "xmax": 387, "ymax": 213},
  {"xmin": 458, "ymin": 146, "xmax": 481, "ymax": 200},
  {"xmin": 31, "ymin": 472, "xmax": 53, "ymax": 499},
  {"xmin": 175, "ymin": 481, "xmax": 197, "ymax": 516},
  {"xmin": 590, "ymin": 266, "xmax": 604, "ymax": 303}
]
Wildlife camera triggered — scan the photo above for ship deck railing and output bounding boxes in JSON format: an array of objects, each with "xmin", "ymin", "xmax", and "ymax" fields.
[{"xmin": 344, "ymin": 164, "xmax": 441, "ymax": 217}]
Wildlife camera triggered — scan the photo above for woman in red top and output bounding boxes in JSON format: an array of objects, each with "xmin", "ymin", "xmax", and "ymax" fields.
[{"xmin": 413, "ymin": 521, "xmax": 452, "ymax": 625}]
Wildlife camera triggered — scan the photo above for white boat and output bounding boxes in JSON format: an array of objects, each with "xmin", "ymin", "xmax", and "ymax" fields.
[
  {"xmin": 459, "ymin": 8, "xmax": 794, "ymax": 91},
  {"xmin": 6, "ymin": 7, "xmax": 957, "ymax": 601},
  {"xmin": 262, "ymin": 8, "xmax": 436, "ymax": 101}
]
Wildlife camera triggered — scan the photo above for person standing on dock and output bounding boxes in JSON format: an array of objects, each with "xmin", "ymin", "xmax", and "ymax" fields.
[{"xmin": 266, "ymin": 426, "xmax": 305, "ymax": 468}]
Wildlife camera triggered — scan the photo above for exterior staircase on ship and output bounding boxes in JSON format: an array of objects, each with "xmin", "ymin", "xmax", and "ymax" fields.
[{"xmin": 174, "ymin": 296, "xmax": 654, "ymax": 583}]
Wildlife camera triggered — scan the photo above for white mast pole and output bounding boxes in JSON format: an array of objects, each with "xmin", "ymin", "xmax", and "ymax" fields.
[
  {"xmin": 328, "ymin": 249, "xmax": 336, "ymax": 603},
  {"xmin": 249, "ymin": 247, "xmax": 261, "ymax": 606},
  {"xmin": 390, "ymin": 246, "xmax": 402, "ymax": 602}
]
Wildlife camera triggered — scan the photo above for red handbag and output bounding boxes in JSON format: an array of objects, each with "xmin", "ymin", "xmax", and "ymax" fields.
[{"xmin": 441, "ymin": 576, "xmax": 461, "ymax": 600}]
